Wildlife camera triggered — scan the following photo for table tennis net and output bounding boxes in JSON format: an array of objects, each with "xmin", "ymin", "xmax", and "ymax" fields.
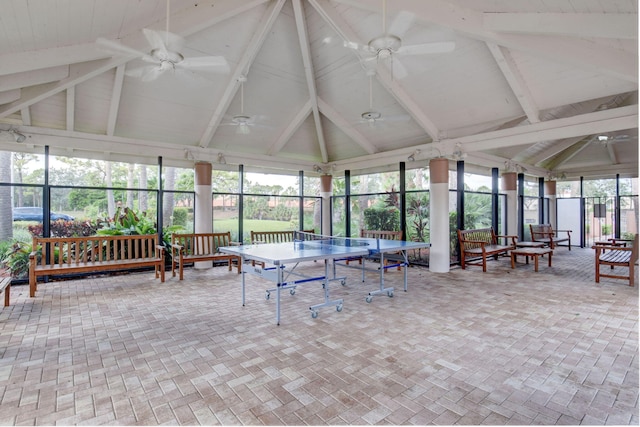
[{"xmin": 293, "ymin": 231, "xmax": 371, "ymax": 247}]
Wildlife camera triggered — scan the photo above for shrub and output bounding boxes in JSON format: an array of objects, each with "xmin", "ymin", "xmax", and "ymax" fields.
[
  {"xmin": 363, "ymin": 207, "xmax": 400, "ymax": 231},
  {"xmin": 172, "ymin": 207, "xmax": 188, "ymax": 227}
]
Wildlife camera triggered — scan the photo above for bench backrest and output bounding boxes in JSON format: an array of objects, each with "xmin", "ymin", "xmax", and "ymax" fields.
[
  {"xmin": 457, "ymin": 228, "xmax": 497, "ymax": 249},
  {"xmin": 360, "ymin": 229, "xmax": 403, "ymax": 241},
  {"xmin": 32, "ymin": 234, "xmax": 160, "ymax": 266},
  {"xmin": 530, "ymin": 224, "xmax": 554, "ymax": 236},
  {"xmin": 251, "ymin": 229, "xmax": 315, "ymax": 244},
  {"xmin": 172, "ymin": 232, "xmax": 232, "ymax": 255}
]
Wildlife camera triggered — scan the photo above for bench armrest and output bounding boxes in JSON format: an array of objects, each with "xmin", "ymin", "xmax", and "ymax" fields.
[{"xmin": 496, "ymin": 234, "xmax": 517, "ymax": 244}]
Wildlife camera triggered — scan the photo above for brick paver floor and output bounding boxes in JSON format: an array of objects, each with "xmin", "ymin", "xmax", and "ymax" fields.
[{"xmin": 0, "ymin": 246, "xmax": 637, "ymax": 425}]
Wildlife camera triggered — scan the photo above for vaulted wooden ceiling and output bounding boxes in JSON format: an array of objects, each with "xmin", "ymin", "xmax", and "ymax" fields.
[{"xmin": 0, "ymin": 0, "xmax": 637, "ymax": 179}]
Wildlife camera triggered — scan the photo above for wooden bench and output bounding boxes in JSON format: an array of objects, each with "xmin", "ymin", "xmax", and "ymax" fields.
[
  {"xmin": 530, "ymin": 224, "xmax": 572, "ymax": 250},
  {"xmin": 171, "ymin": 232, "xmax": 241, "ymax": 280},
  {"xmin": 250, "ymin": 229, "xmax": 314, "ymax": 245},
  {"xmin": 347, "ymin": 229, "xmax": 403, "ymax": 269},
  {"xmin": 29, "ymin": 234, "xmax": 165, "ymax": 297},
  {"xmin": 0, "ymin": 277, "xmax": 10, "ymax": 307},
  {"xmin": 594, "ymin": 234, "xmax": 638, "ymax": 286},
  {"xmin": 457, "ymin": 228, "xmax": 517, "ymax": 272},
  {"xmin": 250, "ymin": 230, "xmax": 314, "ymax": 266}
]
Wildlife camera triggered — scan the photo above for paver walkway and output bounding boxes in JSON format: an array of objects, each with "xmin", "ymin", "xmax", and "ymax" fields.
[{"xmin": 0, "ymin": 246, "xmax": 637, "ymax": 425}]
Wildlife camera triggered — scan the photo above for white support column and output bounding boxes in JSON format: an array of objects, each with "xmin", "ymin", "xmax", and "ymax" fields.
[
  {"xmin": 320, "ymin": 174, "xmax": 332, "ymax": 235},
  {"xmin": 545, "ymin": 180, "xmax": 557, "ymax": 229},
  {"xmin": 195, "ymin": 162, "xmax": 213, "ymax": 269},
  {"xmin": 501, "ymin": 172, "xmax": 518, "ymax": 238},
  {"xmin": 429, "ymin": 158, "xmax": 449, "ymax": 273}
]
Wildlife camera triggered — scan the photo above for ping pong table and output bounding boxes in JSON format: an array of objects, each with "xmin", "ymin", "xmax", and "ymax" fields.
[{"xmin": 219, "ymin": 232, "xmax": 430, "ymax": 325}]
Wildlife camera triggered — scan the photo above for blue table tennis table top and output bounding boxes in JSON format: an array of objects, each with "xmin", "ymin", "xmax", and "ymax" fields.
[{"xmin": 219, "ymin": 238, "xmax": 430, "ymax": 265}]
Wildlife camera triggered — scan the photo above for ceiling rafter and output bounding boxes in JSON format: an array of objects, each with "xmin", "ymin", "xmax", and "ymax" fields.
[
  {"xmin": 333, "ymin": 0, "xmax": 637, "ymax": 83},
  {"xmin": 456, "ymin": 105, "xmax": 638, "ymax": 152},
  {"xmin": 486, "ymin": 42, "xmax": 540, "ymax": 123},
  {"xmin": 292, "ymin": 0, "xmax": 328, "ymax": 162},
  {"xmin": 66, "ymin": 86, "xmax": 75, "ymax": 132},
  {"xmin": 107, "ymin": 65, "xmax": 126, "ymax": 136},
  {"xmin": 267, "ymin": 100, "xmax": 312, "ymax": 156},
  {"xmin": 483, "ymin": 12, "xmax": 637, "ymax": 39},
  {"xmin": 309, "ymin": 0, "xmax": 440, "ymax": 140},
  {"xmin": 199, "ymin": 0, "xmax": 286, "ymax": 148},
  {"xmin": 0, "ymin": 58, "xmax": 128, "ymax": 120},
  {"xmin": 317, "ymin": 97, "xmax": 378, "ymax": 155}
]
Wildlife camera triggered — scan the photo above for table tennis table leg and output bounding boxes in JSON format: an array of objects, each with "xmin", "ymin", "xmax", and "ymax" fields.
[
  {"xmin": 402, "ymin": 251, "xmax": 408, "ymax": 292},
  {"xmin": 276, "ymin": 266, "xmax": 282, "ymax": 325},
  {"xmin": 365, "ymin": 252, "xmax": 395, "ymax": 303},
  {"xmin": 241, "ymin": 256, "xmax": 246, "ymax": 306},
  {"xmin": 309, "ymin": 260, "xmax": 344, "ymax": 319}
]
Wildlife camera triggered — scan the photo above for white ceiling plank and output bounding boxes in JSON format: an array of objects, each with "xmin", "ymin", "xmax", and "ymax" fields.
[
  {"xmin": 333, "ymin": 0, "xmax": 638, "ymax": 83},
  {"xmin": 267, "ymin": 100, "xmax": 312, "ymax": 156},
  {"xmin": 292, "ymin": 0, "xmax": 328, "ymax": 163},
  {"xmin": 198, "ymin": 0, "xmax": 286, "ymax": 148},
  {"xmin": 66, "ymin": 86, "xmax": 75, "ymax": 132},
  {"xmin": 0, "ymin": 43, "xmax": 109, "ymax": 76},
  {"xmin": 0, "ymin": 89, "xmax": 20, "ymax": 104},
  {"xmin": 486, "ymin": 43, "xmax": 540, "ymax": 123},
  {"xmin": 483, "ymin": 12, "xmax": 638, "ymax": 39},
  {"xmin": 168, "ymin": 0, "xmax": 270, "ymax": 39},
  {"xmin": 0, "ymin": 65, "xmax": 70, "ymax": 92},
  {"xmin": 318, "ymin": 97, "xmax": 378, "ymax": 154},
  {"xmin": 107, "ymin": 65, "xmax": 126, "ymax": 136},
  {"xmin": 0, "ymin": 57, "xmax": 128, "ymax": 120}
]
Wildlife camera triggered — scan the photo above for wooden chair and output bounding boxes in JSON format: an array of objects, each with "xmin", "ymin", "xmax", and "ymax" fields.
[
  {"xmin": 529, "ymin": 224, "xmax": 572, "ymax": 250},
  {"xmin": 593, "ymin": 234, "xmax": 638, "ymax": 286}
]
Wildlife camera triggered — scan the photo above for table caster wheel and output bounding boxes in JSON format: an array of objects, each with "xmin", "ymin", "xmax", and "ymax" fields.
[
  {"xmin": 290, "ymin": 288, "xmax": 295, "ymax": 295},
  {"xmin": 340, "ymin": 280, "xmax": 346, "ymax": 286},
  {"xmin": 365, "ymin": 295, "xmax": 373, "ymax": 303},
  {"xmin": 336, "ymin": 304, "xmax": 343, "ymax": 312},
  {"xmin": 387, "ymin": 290, "xmax": 394, "ymax": 298},
  {"xmin": 265, "ymin": 291, "xmax": 270, "ymax": 300},
  {"xmin": 311, "ymin": 310, "xmax": 318, "ymax": 319}
]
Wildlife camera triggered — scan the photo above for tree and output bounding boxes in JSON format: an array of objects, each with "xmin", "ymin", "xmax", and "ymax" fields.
[
  {"xmin": 163, "ymin": 167, "xmax": 175, "ymax": 227},
  {"xmin": 0, "ymin": 152, "xmax": 12, "ymax": 241},
  {"xmin": 139, "ymin": 165, "xmax": 148, "ymax": 212},
  {"xmin": 126, "ymin": 163, "xmax": 135, "ymax": 209},
  {"xmin": 12, "ymin": 152, "xmax": 37, "ymax": 207}
]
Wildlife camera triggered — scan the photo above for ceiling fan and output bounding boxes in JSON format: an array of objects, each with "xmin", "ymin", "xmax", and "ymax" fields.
[
  {"xmin": 345, "ymin": 0, "xmax": 455, "ymax": 79},
  {"xmin": 221, "ymin": 76, "xmax": 268, "ymax": 135},
  {"xmin": 593, "ymin": 133, "xmax": 637, "ymax": 145},
  {"xmin": 357, "ymin": 70, "xmax": 409, "ymax": 128},
  {"xmin": 96, "ymin": 0, "xmax": 229, "ymax": 82}
]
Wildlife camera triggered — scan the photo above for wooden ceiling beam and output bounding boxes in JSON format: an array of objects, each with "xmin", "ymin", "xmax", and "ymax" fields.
[
  {"xmin": 486, "ymin": 43, "xmax": 540, "ymax": 123},
  {"xmin": 483, "ymin": 12, "xmax": 637, "ymax": 39},
  {"xmin": 292, "ymin": 0, "xmax": 328, "ymax": 162}
]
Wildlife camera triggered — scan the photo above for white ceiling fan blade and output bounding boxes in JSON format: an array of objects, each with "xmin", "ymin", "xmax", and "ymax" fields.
[
  {"xmin": 179, "ymin": 56, "xmax": 230, "ymax": 73},
  {"xmin": 96, "ymin": 37, "xmax": 156, "ymax": 62},
  {"xmin": 397, "ymin": 41, "xmax": 456, "ymax": 56},
  {"xmin": 142, "ymin": 29, "xmax": 185, "ymax": 56},
  {"xmin": 386, "ymin": 56, "xmax": 408, "ymax": 80},
  {"xmin": 125, "ymin": 65, "xmax": 163, "ymax": 82},
  {"xmin": 388, "ymin": 10, "xmax": 415, "ymax": 37}
]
